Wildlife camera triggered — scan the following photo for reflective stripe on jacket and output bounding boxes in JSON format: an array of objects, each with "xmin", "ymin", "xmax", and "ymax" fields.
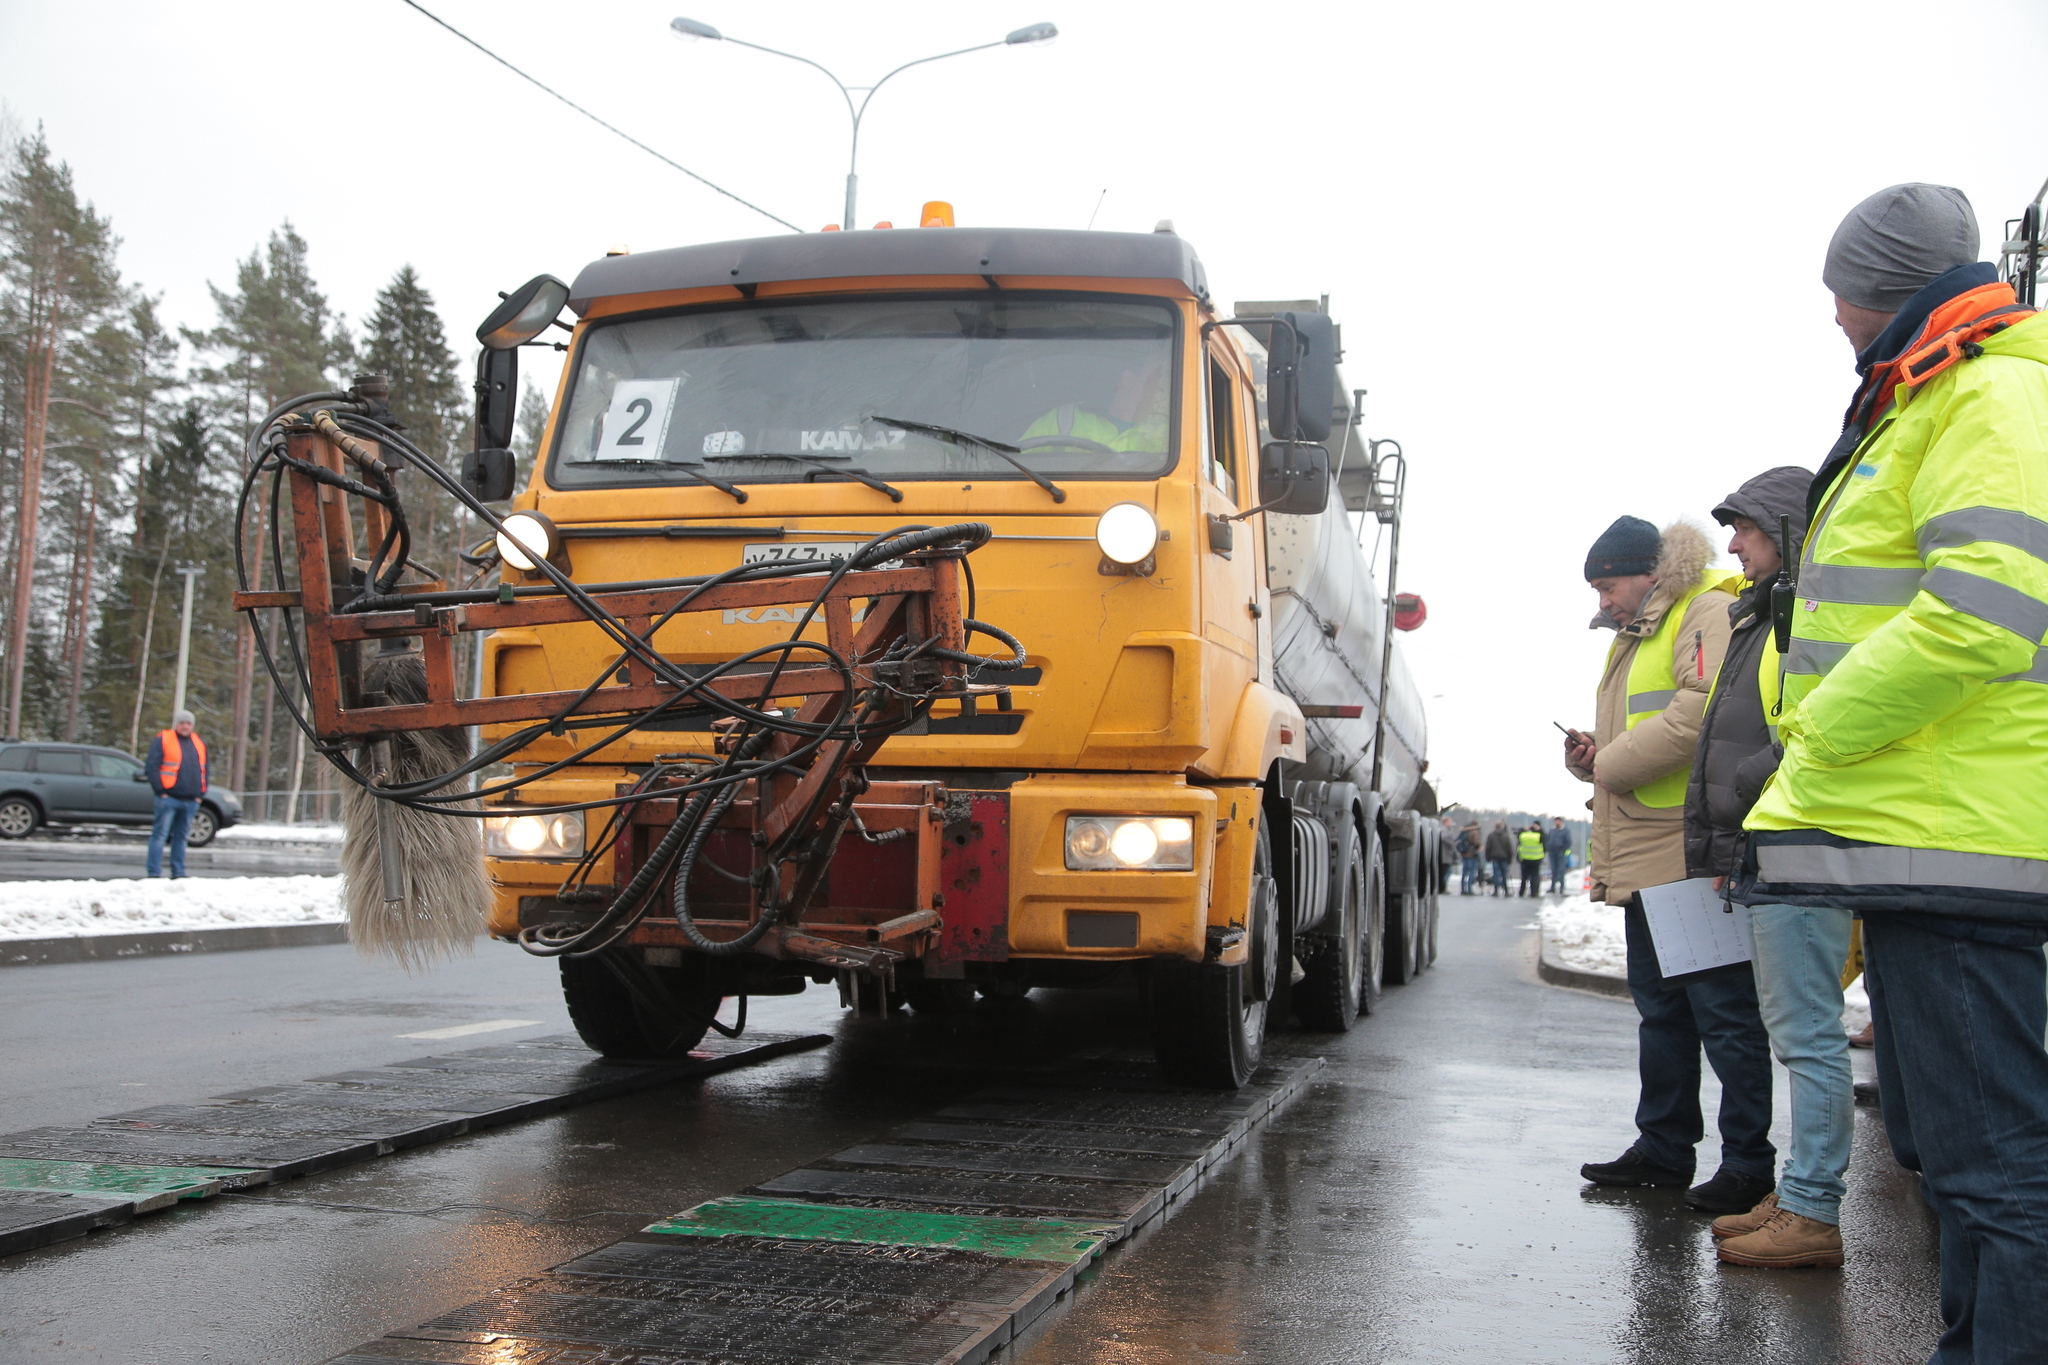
[{"xmin": 1746, "ymin": 294, "xmax": 2048, "ymax": 923}]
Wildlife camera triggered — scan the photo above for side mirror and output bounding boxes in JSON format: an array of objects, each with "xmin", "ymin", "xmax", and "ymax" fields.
[
  {"xmin": 1265, "ymin": 311, "xmax": 1340, "ymax": 442},
  {"xmin": 475, "ymin": 347, "xmax": 518, "ymax": 451},
  {"xmin": 131, "ymin": 771, "xmax": 146, "ymax": 782},
  {"xmin": 462, "ymin": 448, "xmax": 517, "ymax": 503},
  {"xmin": 477, "ymin": 274, "xmax": 570, "ymax": 351},
  {"xmin": 1258, "ymin": 442, "xmax": 1331, "ymax": 515}
]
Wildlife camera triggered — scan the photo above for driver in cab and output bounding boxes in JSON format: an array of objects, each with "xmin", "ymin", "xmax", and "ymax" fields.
[{"xmin": 1022, "ymin": 364, "xmax": 1169, "ymax": 452}]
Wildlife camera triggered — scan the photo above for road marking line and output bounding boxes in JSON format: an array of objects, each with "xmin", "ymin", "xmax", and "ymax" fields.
[{"xmin": 397, "ymin": 1019, "xmax": 543, "ymax": 1040}]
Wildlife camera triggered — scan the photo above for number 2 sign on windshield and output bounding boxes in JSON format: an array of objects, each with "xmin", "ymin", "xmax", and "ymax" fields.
[{"xmin": 594, "ymin": 377, "xmax": 681, "ymax": 460}]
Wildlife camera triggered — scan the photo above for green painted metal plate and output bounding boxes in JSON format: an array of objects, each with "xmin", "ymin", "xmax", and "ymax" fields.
[
  {"xmin": 0, "ymin": 1157, "xmax": 245, "ymax": 1212},
  {"xmin": 646, "ymin": 1195, "xmax": 1117, "ymax": 1263}
]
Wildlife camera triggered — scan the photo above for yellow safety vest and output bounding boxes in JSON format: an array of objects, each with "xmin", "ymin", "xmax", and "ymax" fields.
[
  {"xmin": 1616, "ymin": 579, "xmax": 1719, "ymax": 808},
  {"xmin": 1517, "ymin": 830, "xmax": 1544, "ymax": 860}
]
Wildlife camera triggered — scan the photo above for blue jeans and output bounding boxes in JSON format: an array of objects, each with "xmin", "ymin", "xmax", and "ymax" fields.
[
  {"xmin": 1623, "ymin": 899, "xmax": 1775, "ymax": 1179},
  {"xmin": 147, "ymin": 795, "xmax": 197, "ymax": 877},
  {"xmin": 1548, "ymin": 852, "xmax": 1568, "ymax": 893},
  {"xmin": 1865, "ymin": 913, "xmax": 2048, "ymax": 1364},
  {"xmin": 1748, "ymin": 902, "xmax": 1854, "ymax": 1223},
  {"xmin": 1459, "ymin": 855, "xmax": 1479, "ymax": 893},
  {"xmin": 1489, "ymin": 859, "xmax": 1509, "ymax": 893}
]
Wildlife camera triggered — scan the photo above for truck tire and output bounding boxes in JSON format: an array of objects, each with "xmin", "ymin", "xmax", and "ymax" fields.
[
  {"xmin": 1357, "ymin": 840, "xmax": 1385, "ymax": 1015},
  {"xmin": 1383, "ymin": 886, "xmax": 1418, "ymax": 986},
  {"xmin": 1422, "ymin": 880, "xmax": 1440, "ymax": 969},
  {"xmin": 1151, "ymin": 822, "xmax": 1273, "ymax": 1088},
  {"xmin": 1295, "ymin": 820, "xmax": 1364, "ymax": 1031},
  {"xmin": 559, "ymin": 946, "xmax": 723, "ymax": 1059}
]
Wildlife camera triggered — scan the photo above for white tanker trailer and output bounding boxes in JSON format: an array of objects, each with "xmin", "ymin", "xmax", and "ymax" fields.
[{"xmin": 1233, "ymin": 304, "xmax": 1440, "ymax": 1021}]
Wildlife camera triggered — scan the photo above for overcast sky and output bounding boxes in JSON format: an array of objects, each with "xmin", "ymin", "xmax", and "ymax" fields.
[{"xmin": 4, "ymin": 0, "xmax": 2046, "ymax": 812}]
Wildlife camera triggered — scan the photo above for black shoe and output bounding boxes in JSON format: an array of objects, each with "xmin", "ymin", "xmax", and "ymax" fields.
[
  {"xmin": 1853, "ymin": 1079, "xmax": 1880, "ymax": 1108},
  {"xmin": 1581, "ymin": 1145, "xmax": 1691, "ymax": 1188},
  {"xmin": 1685, "ymin": 1166, "xmax": 1775, "ymax": 1215}
]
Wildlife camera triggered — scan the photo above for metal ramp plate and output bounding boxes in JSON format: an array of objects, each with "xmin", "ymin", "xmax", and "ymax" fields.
[
  {"xmin": 322, "ymin": 1058, "xmax": 1323, "ymax": 1365},
  {"xmin": 0, "ymin": 1030, "xmax": 828, "ymax": 1259}
]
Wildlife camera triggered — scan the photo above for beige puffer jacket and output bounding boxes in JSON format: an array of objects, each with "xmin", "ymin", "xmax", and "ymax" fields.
[{"xmin": 1569, "ymin": 523, "xmax": 1737, "ymax": 906}]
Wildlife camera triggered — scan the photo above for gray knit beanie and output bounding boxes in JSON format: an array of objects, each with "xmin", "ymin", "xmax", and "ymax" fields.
[{"xmin": 1823, "ymin": 184, "xmax": 1980, "ymax": 312}]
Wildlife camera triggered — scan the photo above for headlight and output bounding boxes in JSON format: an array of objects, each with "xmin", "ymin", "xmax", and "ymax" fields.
[
  {"xmin": 495, "ymin": 510, "xmax": 559, "ymax": 572},
  {"xmin": 484, "ymin": 810, "xmax": 585, "ymax": 860},
  {"xmin": 1094, "ymin": 503, "xmax": 1159, "ymax": 565},
  {"xmin": 1064, "ymin": 815, "xmax": 1194, "ymax": 871}
]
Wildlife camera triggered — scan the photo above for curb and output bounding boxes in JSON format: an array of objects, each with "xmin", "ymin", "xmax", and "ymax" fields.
[
  {"xmin": 1537, "ymin": 924, "xmax": 1630, "ymax": 999},
  {"xmin": 1, "ymin": 921, "xmax": 348, "ymax": 967}
]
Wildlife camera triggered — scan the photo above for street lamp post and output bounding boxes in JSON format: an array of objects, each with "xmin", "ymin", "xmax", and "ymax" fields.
[
  {"xmin": 670, "ymin": 17, "xmax": 1057, "ymax": 230},
  {"xmin": 171, "ymin": 565, "xmax": 202, "ymax": 717}
]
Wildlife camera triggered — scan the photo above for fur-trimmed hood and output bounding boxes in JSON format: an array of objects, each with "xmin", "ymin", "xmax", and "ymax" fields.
[{"xmin": 1618, "ymin": 522, "xmax": 1722, "ymax": 639}]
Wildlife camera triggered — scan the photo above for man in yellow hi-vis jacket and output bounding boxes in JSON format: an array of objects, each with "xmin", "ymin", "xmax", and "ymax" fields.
[
  {"xmin": 1565, "ymin": 517, "xmax": 1773, "ymax": 1219},
  {"xmin": 1745, "ymin": 183, "xmax": 2048, "ymax": 1355}
]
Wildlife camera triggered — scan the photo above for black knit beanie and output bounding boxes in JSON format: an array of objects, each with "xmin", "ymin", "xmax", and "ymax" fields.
[{"xmin": 1585, "ymin": 516, "xmax": 1660, "ymax": 581}]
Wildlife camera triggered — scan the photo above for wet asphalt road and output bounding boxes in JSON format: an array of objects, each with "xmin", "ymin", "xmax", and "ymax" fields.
[
  {"xmin": 0, "ymin": 891, "xmax": 1940, "ymax": 1363},
  {"xmin": 0, "ymin": 834, "xmax": 339, "ymax": 881}
]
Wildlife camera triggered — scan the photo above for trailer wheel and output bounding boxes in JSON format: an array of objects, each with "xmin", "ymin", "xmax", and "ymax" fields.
[
  {"xmin": 559, "ymin": 946, "xmax": 723, "ymax": 1059},
  {"xmin": 1357, "ymin": 840, "xmax": 1386, "ymax": 1015},
  {"xmin": 1383, "ymin": 885, "xmax": 1418, "ymax": 987},
  {"xmin": 1295, "ymin": 819, "xmax": 1364, "ymax": 1031},
  {"xmin": 1422, "ymin": 879, "xmax": 1440, "ymax": 969},
  {"xmin": 1151, "ymin": 821, "xmax": 1272, "ymax": 1088}
]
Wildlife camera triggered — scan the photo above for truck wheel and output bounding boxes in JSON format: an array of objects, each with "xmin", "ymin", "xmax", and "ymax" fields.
[
  {"xmin": 1383, "ymin": 885, "xmax": 1418, "ymax": 986},
  {"xmin": 559, "ymin": 946, "xmax": 723, "ymax": 1059},
  {"xmin": 1357, "ymin": 841, "xmax": 1386, "ymax": 1015},
  {"xmin": 1295, "ymin": 820, "xmax": 1364, "ymax": 1031},
  {"xmin": 1151, "ymin": 821, "xmax": 1273, "ymax": 1088},
  {"xmin": 1422, "ymin": 882, "xmax": 1440, "ymax": 968}
]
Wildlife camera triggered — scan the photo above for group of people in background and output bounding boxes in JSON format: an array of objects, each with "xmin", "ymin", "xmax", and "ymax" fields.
[
  {"xmin": 1563, "ymin": 185, "xmax": 2048, "ymax": 1360},
  {"xmin": 1450, "ymin": 815, "xmax": 1572, "ymax": 897}
]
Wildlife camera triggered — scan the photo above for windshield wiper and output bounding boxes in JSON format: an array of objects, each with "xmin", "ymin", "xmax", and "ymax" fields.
[
  {"xmin": 704, "ymin": 452, "xmax": 903, "ymax": 503},
  {"xmin": 872, "ymin": 416, "xmax": 1066, "ymax": 503},
  {"xmin": 572, "ymin": 458, "xmax": 748, "ymax": 502}
]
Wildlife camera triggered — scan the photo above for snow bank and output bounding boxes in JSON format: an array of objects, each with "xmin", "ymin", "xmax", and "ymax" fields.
[
  {"xmin": 0, "ymin": 874, "xmax": 342, "ymax": 940},
  {"xmin": 1842, "ymin": 973, "xmax": 1870, "ymax": 1034},
  {"xmin": 1540, "ymin": 896, "xmax": 1626, "ymax": 977},
  {"xmin": 215, "ymin": 822, "xmax": 344, "ymax": 844}
]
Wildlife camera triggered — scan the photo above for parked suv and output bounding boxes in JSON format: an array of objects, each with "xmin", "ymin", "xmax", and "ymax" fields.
[{"xmin": 0, "ymin": 741, "xmax": 243, "ymax": 845}]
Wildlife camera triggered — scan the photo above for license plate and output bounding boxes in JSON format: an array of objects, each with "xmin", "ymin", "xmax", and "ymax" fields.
[{"xmin": 742, "ymin": 542, "xmax": 900, "ymax": 569}]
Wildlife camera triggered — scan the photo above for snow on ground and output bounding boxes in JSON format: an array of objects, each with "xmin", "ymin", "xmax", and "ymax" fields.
[
  {"xmin": 215, "ymin": 822, "xmax": 344, "ymax": 843},
  {"xmin": 1539, "ymin": 895, "xmax": 1626, "ymax": 976},
  {"xmin": 0, "ymin": 874, "xmax": 341, "ymax": 940}
]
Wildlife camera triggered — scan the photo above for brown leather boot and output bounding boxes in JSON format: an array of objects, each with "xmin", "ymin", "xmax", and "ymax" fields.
[
  {"xmin": 1710, "ymin": 1190, "xmax": 1778, "ymax": 1239},
  {"xmin": 1715, "ymin": 1207, "xmax": 1843, "ymax": 1268}
]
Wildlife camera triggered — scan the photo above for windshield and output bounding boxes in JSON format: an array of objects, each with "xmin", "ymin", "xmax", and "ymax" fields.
[{"xmin": 547, "ymin": 294, "xmax": 1179, "ymax": 490}]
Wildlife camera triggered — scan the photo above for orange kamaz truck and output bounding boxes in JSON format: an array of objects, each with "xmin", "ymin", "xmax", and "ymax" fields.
[{"xmin": 252, "ymin": 220, "xmax": 1439, "ymax": 1089}]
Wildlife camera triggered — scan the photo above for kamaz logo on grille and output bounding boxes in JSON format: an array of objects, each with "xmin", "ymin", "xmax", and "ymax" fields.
[
  {"xmin": 798, "ymin": 429, "xmax": 907, "ymax": 453},
  {"xmin": 722, "ymin": 604, "xmax": 872, "ymax": 625}
]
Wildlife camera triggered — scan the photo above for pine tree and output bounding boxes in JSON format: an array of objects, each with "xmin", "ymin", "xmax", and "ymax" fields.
[
  {"xmin": 187, "ymin": 223, "xmax": 352, "ymax": 793},
  {"xmin": 0, "ymin": 129, "xmax": 126, "ymax": 740},
  {"xmin": 362, "ymin": 265, "xmax": 465, "ymax": 568}
]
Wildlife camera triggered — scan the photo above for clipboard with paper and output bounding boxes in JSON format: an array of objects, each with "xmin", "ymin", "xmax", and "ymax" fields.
[{"xmin": 1639, "ymin": 877, "xmax": 1753, "ymax": 978}]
